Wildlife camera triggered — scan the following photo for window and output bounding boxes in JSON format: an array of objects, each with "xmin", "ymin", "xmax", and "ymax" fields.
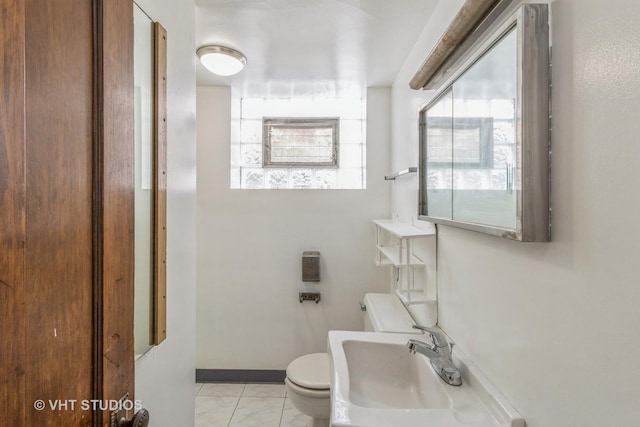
[
  {"xmin": 231, "ymin": 98, "xmax": 366, "ymax": 190},
  {"xmin": 263, "ymin": 118, "xmax": 339, "ymax": 167}
]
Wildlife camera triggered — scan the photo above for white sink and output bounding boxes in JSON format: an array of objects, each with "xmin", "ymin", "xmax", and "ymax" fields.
[
  {"xmin": 344, "ymin": 339, "xmax": 451, "ymax": 409},
  {"xmin": 328, "ymin": 331, "xmax": 524, "ymax": 427}
]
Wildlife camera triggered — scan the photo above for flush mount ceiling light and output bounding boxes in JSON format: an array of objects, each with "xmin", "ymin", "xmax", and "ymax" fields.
[{"xmin": 197, "ymin": 45, "xmax": 247, "ymax": 76}]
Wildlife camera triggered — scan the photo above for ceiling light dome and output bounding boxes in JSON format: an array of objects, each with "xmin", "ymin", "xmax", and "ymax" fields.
[{"xmin": 197, "ymin": 45, "xmax": 247, "ymax": 76}]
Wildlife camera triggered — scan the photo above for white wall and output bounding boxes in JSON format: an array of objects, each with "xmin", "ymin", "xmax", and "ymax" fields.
[
  {"xmin": 391, "ymin": 1, "xmax": 640, "ymax": 426},
  {"xmin": 134, "ymin": 1, "xmax": 197, "ymax": 426},
  {"xmin": 196, "ymin": 87, "xmax": 391, "ymax": 369}
]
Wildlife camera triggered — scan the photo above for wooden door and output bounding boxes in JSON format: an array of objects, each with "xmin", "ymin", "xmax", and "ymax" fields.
[{"xmin": 0, "ymin": 1, "xmax": 135, "ymax": 426}]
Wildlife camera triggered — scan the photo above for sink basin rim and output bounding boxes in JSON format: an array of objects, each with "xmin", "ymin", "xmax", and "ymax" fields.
[{"xmin": 328, "ymin": 330, "xmax": 525, "ymax": 427}]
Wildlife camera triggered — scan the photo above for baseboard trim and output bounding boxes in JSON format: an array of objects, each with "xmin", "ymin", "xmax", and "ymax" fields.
[{"xmin": 196, "ymin": 369, "xmax": 286, "ymax": 384}]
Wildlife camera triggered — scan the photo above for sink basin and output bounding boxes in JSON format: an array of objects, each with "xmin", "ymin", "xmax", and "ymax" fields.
[
  {"xmin": 328, "ymin": 331, "xmax": 524, "ymax": 427},
  {"xmin": 343, "ymin": 340, "xmax": 450, "ymax": 409}
]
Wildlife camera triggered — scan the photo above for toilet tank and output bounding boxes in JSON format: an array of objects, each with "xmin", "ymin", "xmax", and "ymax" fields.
[{"xmin": 362, "ymin": 293, "xmax": 422, "ymax": 334}]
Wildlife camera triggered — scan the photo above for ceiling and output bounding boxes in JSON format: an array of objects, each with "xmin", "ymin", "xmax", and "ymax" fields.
[{"xmin": 195, "ymin": 0, "xmax": 439, "ymax": 98}]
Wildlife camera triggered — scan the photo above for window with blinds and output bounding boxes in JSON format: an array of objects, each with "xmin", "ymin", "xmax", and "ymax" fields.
[{"xmin": 263, "ymin": 118, "xmax": 339, "ymax": 167}]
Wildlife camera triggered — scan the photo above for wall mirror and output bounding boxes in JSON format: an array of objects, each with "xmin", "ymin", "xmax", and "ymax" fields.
[
  {"xmin": 418, "ymin": 4, "xmax": 550, "ymax": 241},
  {"xmin": 134, "ymin": 2, "xmax": 167, "ymax": 358}
]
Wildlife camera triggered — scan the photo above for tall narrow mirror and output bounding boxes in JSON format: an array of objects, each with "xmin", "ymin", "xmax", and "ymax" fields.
[
  {"xmin": 134, "ymin": 3, "xmax": 154, "ymax": 357},
  {"xmin": 134, "ymin": 3, "xmax": 167, "ymax": 358}
]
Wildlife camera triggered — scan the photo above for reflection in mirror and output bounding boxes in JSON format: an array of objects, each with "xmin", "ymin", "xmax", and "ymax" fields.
[
  {"xmin": 134, "ymin": 3, "xmax": 154, "ymax": 358},
  {"xmin": 423, "ymin": 89, "xmax": 453, "ymax": 219},
  {"xmin": 451, "ymin": 27, "xmax": 517, "ymax": 229},
  {"xmin": 421, "ymin": 26, "xmax": 518, "ymax": 229}
]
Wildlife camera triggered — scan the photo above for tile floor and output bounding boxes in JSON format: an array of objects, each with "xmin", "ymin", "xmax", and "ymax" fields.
[{"xmin": 195, "ymin": 383, "xmax": 313, "ymax": 427}]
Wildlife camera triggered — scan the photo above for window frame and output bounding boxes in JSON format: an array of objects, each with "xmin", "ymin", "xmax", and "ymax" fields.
[{"xmin": 262, "ymin": 117, "xmax": 340, "ymax": 168}]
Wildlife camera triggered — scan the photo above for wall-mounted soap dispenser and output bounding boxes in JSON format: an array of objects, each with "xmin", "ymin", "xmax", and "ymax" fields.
[{"xmin": 302, "ymin": 251, "xmax": 320, "ymax": 282}]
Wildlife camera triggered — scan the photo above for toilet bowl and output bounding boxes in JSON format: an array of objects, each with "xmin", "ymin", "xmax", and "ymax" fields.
[
  {"xmin": 285, "ymin": 293, "xmax": 424, "ymax": 426},
  {"xmin": 284, "ymin": 353, "xmax": 330, "ymax": 427}
]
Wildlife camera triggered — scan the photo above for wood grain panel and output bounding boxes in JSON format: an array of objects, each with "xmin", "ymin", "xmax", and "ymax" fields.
[
  {"xmin": 410, "ymin": 0, "xmax": 501, "ymax": 89},
  {"xmin": 1, "ymin": 1, "xmax": 136, "ymax": 425},
  {"xmin": 0, "ymin": 0, "xmax": 26, "ymax": 426},
  {"xmin": 99, "ymin": 0, "xmax": 135, "ymax": 424},
  {"xmin": 153, "ymin": 22, "xmax": 167, "ymax": 345},
  {"xmin": 24, "ymin": 1, "xmax": 94, "ymax": 425},
  {"xmin": 520, "ymin": 4, "xmax": 550, "ymax": 242}
]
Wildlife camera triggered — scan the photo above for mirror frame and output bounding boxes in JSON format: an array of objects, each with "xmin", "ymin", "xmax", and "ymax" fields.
[
  {"xmin": 152, "ymin": 21, "xmax": 167, "ymax": 344},
  {"xmin": 417, "ymin": 4, "xmax": 550, "ymax": 242}
]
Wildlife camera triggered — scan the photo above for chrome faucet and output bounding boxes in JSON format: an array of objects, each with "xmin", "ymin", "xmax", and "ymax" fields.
[{"xmin": 407, "ymin": 325, "xmax": 462, "ymax": 386}]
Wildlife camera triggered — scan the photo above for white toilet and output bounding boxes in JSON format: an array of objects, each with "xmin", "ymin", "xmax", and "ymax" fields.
[
  {"xmin": 284, "ymin": 352, "xmax": 331, "ymax": 427},
  {"xmin": 284, "ymin": 293, "xmax": 422, "ymax": 426}
]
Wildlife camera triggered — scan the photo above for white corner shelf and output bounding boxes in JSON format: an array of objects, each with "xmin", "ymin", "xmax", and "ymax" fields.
[
  {"xmin": 372, "ymin": 219, "xmax": 435, "ymax": 238},
  {"xmin": 375, "ymin": 245, "xmax": 425, "ymax": 267},
  {"xmin": 373, "ymin": 219, "xmax": 436, "ymax": 306}
]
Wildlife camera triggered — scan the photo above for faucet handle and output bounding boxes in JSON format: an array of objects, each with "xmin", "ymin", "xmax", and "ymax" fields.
[
  {"xmin": 412, "ymin": 325, "xmax": 449, "ymax": 349},
  {"xmin": 412, "ymin": 324, "xmax": 436, "ymax": 333}
]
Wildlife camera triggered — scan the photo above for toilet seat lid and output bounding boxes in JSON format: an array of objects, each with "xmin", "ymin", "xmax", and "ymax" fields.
[{"xmin": 286, "ymin": 353, "xmax": 330, "ymax": 390}]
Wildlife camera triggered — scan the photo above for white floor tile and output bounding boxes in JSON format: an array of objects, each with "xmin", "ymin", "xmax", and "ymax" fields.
[
  {"xmin": 280, "ymin": 397, "xmax": 313, "ymax": 427},
  {"xmin": 243, "ymin": 383, "xmax": 286, "ymax": 398},
  {"xmin": 195, "ymin": 395, "xmax": 239, "ymax": 427},
  {"xmin": 195, "ymin": 383, "xmax": 203, "ymax": 396},
  {"xmin": 199, "ymin": 383, "xmax": 246, "ymax": 397},
  {"xmin": 228, "ymin": 397, "xmax": 285, "ymax": 427}
]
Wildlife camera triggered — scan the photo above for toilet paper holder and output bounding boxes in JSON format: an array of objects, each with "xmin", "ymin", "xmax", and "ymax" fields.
[{"xmin": 299, "ymin": 292, "xmax": 321, "ymax": 304}]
